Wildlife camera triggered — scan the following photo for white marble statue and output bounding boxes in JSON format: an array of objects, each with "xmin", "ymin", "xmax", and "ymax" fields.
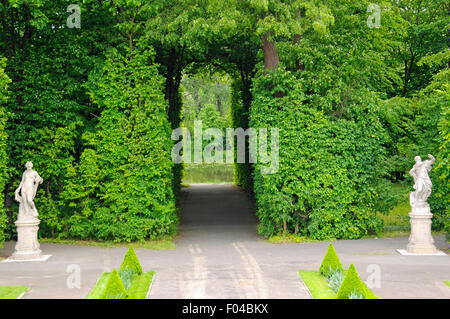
[
  {"xmin": 409, "ymin": 154, "xmax": 435, "ymax": 209},
  {"xmin": 7, "ymin": 161, "xmax": 48, "ymax": 261},
  {"xmin": 404, "ymin": 154, "xmax": 439, "ymax": 254},
  {"xmin": 15, "ymin": 161, "xmax": 43, "ymax": 221}
]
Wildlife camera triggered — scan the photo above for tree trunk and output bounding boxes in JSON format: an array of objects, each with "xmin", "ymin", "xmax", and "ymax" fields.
[
  {"xmin": 294, "ymin": 10, "xmax": 304, "ymax": 71},
  {"xmin": 262, "ymin": 30, "xmax": 280, "ymax": 71},
  {"xmin": 215, "ymin": 76, "xmax": 222, "ymax": 115}
]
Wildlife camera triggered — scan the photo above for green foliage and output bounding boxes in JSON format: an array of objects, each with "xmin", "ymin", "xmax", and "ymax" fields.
[
  {"xmin": 1, "ymin": 0, "xmax": 116, "ymax": 240},
  {"xmin": 0, "ymin": 58, "xmax": 9, "ymax": 247},
  {"xmin": 118, "ymin": 268, "xmax": 137, "ymax": 291},
  {"xmin": 181, "ymin": 74, "xmax": 230, "ymax": 134},
  {"xmin": 319, "ymin": 243, "xmax": 344, "ymax": 277},
  {"xmin": 299, "ymin": 270, "xmax": 337, "ymax": 299},
  {"xmin": 0, "ymin": 0, "xmax": 447, "ymax": 244},
  {"xmin": 250, "ymin": 68, "xmax": 387, "ymax": 239},
  {"xmin": 66, "ymin": 46, "xmax": 178, "ymax": 242},
  {"xmin": 382, "ymin": 46, "xmax": 449, "ymax": 231},
  {"xmin": 0, "ymin": 286, "xmax": 28, "ymax": 299},
  {"xmin": 101, "ymin": 269, "xmax": 128, "ymax": 299},
  {"xmin": 325, "ymin": 267, "xmax": 346, "ymax": 293},
  {"xmin": 230, "ymin": 79, "xmax": 253, "ymax": 193},
  {"xmin": 86, "ymin": 272, "xmax": 110, "ymax": 299},
  {"xmin": 119, "ymin": 245, "xmax": 143, "ymax": 276},
  {"xmin": 127, "ymin": 272, "xmax": 155, "ymax": 299},
  {"xmin": 336, "ymin": 264, "xmax": 377, "ymax": 299},
  {"xmin": 349, "ymin": 290, "xmax": 364, "ymax": 299}
]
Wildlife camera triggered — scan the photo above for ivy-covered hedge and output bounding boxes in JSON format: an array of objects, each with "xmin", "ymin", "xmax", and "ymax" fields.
[
  {"xmin": 0, "ymin": 57, "xmax": 10, "ymax": 248},
  {"xmin": 230, "ymin": 79, "xmax": 254, "ymax": 193},
  {"xmin": 249, "ymin": 68, "xmax": 389, "ymax": 239}
]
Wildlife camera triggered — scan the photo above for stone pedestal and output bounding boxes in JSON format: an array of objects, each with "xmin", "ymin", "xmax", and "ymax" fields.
[
  {"xmin": 406, "ymin": 205, "xmax": 437, "ymax": 254},
  {"xmin": 10, "ymin": 218, "xmax": 43, "ymax": 260}
]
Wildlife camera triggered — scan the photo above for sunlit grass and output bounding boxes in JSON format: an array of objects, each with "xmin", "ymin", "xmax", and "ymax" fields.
[
  {"xmin": 0, "ymin": 286, "xmax": 28, "ymax": 299},
  {"xmin": 183, "ymin": 163, "xmax": 234, "ymax": 184},
  {"xmin": 299, "ymin": 270, "xmax": 337, "ymax": 299},
  {"xmin": 40, "ymin": 238, "xmax": 176, "ymax": 250}
]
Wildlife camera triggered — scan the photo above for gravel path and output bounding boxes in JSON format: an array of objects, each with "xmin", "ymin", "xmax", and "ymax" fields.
[{"xmin": 0, "ymin": 184, "xmax": 449, "ymax": 299}]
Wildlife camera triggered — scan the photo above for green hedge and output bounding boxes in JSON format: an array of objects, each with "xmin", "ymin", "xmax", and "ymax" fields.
[
  {"xmin": 337, "ymin": 264, "xmax": 377, "ymax": 299},
  {"xmin": 119, "ymin": 245, "xmax": 143, "ymax": 276},
  {"xmin": 230, "ymin": 79, "xmax": 253, "ymax": 193},
  {"xmin": 319, "ymin": 243, "xmax": 344, "ymax": 277},
  {"xmin": 249, "ymin": 67, "xmax": 388, "ymax": 239},
  {"xmin": 62, "ymin": 47, "xmax": 178, "ymax": 242},
  {"xmin": 0, "ymin": 57, "xmax": 9, "ymax": 248}
]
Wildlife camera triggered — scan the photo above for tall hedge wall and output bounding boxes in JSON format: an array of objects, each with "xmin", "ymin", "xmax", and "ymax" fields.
[
  {"xmin": 0, "ymin": 58, "xmax": 9, "ymax": 247},
  {"xmin": 249, "ymin": 68, "xmax": 389, "ymax": 239},
  {"xmin": 61, "ymin": 48, "xmax": 178, "ymax": 242},
  {"xmin": 230, "ymin": 79, "xmax": 254, "ymax": 193}
]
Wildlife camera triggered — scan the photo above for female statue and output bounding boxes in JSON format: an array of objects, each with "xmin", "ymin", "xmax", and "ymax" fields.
[
  {"xmin": 409, "ymin": 154, "xmax": 435, "ymax": 208},
  {"xmin": 15, "ymin": 161, "xmax": 43, "ymax": 220}
]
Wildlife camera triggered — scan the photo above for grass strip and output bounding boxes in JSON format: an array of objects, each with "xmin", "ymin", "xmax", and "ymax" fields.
[
  {"xmin": 40, "ymin": 238, "xmax": 175, "ymax": 250},
  {"xmin": 127, "ymin": 272, "xmax": 155, "ymax": 299},
  {"xmin": 0, "ymin": 286, "xmax": 29, "ymax": 299},
  {"xmin": 299, "ymin": 270, "xmax": 337, "ymax": 299},
  {"xmin": 86, "ymin": 272, "xmax": 111, "ymax": 299}
]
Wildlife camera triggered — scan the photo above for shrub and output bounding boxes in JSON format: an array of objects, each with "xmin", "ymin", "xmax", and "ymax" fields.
[
  {"xmin": 250, "ymin": 68, "xmax": 387, "ymax": 239},
  {"xmin": 67, "ymin": 47, "xmax": 178, "ymax": 242},
  {"xmin": 349, "ymin": 290, "xmax": 364, "ymax": 299},
  {"xmin": 326, "ymin": 267, "xmax": 346, "ymax": 293},
  {"xmin": 319, "ymin": 243, "xmax": 344, "ymax": 277},
  {"xmin": 119, "ymin": 245, "xmax": 143, "ymax": 276},
  {"xmin": 230, "ymin": 79, "xmax": 253, "ymax": 193},
  {"xmin": 0, "ymin": 58, "xmax": 9, "ymax": 248},
  {"xmin": 336, "ymin": 264, "xmax": 377, "ymax": 299},
  {"xmin": 118, "ymin": 268, "xmax": 137, "ymax": 291},
  {"xmin": 101, "ymin": 269, "xmax": 128, "ymax": 299}
]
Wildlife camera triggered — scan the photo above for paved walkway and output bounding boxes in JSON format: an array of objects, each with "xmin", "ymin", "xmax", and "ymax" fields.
[{"xmin": 0, "ymin": 184, "xmax": 449, "ymax": 299}]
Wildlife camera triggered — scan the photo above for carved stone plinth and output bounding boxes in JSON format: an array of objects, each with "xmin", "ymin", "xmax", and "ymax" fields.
[
  {"xmin": 406, "ymin": 206, "xmax": 437, "ymax": 254},
  {"xmin": 11, "ymin": 219, "xmax": 42, "ymax": 260}
]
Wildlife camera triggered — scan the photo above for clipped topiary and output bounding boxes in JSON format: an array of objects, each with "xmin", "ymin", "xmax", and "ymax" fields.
[
  {"xmin": 119, "ymin": 245, "xmax": 143, "ymax": 276},
  {"xmin": 336, "ymin": 264, "xmax": 377, "ymax": 299},
  {"xmin": 319, "ymin": 243, "xmax": 344, "ymax": 277},
  {"xmin": 101, "ymin": 269, "xmax": 128, "ymax": 299}
]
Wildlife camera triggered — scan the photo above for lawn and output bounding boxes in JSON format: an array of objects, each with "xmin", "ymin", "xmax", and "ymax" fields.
[
  {"xmin": 182, "ymin": 163, "xmax": 234, "ymax": 184},
  {"xmin": 40, "ymin": 238, "xmax": 176, "ymax": 250},
  {"xmin": 299, "ymin": 270, "xmax": 336, "ymax": 299},
  {"xmin": 0, "ymin": 286, "xmax": 29, "ymax": 299}
]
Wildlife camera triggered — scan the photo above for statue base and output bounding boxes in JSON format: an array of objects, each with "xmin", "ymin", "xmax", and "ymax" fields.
[
  {"xmin": 9, "ymin": 218, "xmax": 46, "ymax": 261},
  {"xmin": 406, "ymin": 205, "xmax": 438, "ymax": 254}
]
